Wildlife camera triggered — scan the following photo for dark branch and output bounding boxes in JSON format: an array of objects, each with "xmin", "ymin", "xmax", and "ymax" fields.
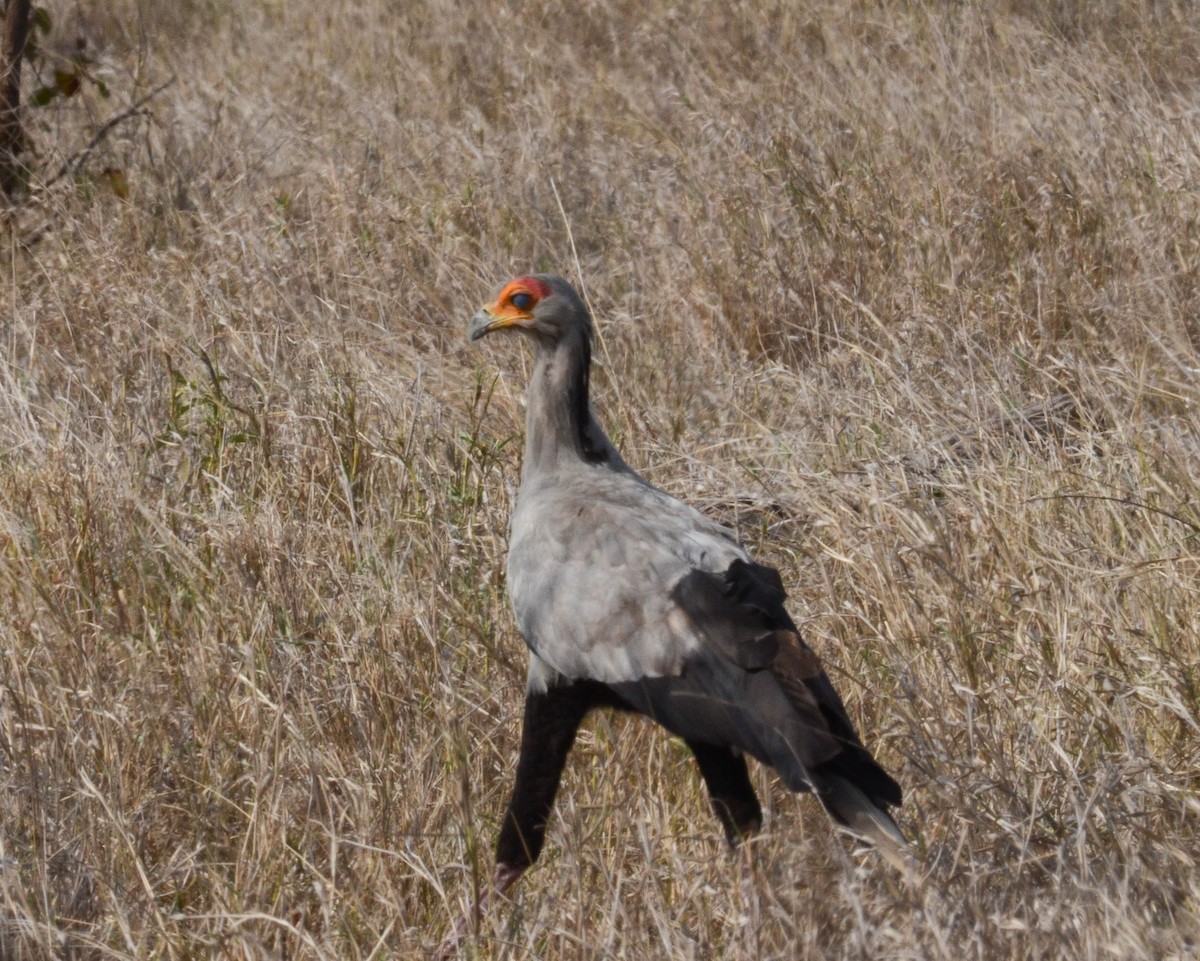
[{"xmin": 0, "ymin": 0, "xmax": 32, "ymax": 197}]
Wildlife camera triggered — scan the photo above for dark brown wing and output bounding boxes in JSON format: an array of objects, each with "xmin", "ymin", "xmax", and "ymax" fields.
[
  {"xmin": 663, "ymin": 559, "xmax": 903, "ymax": 814},
  {"xmin": 772, "ymin": 627, "xmax": 902, "ymax": 809}
]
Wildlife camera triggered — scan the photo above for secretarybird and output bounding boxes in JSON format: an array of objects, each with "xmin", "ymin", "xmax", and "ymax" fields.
[{"xmin": 465, "ymin": 273, "xmax": 906, "ymax": 908}]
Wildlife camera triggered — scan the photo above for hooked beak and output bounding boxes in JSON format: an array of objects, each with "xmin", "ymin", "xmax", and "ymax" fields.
[
  {"xmin": 468, "ymin": 308, "xmax": 506, "ymax": 342},
  {"xmin": 468, "ymin": 301, "xmax": 533, "ymax": 342}
]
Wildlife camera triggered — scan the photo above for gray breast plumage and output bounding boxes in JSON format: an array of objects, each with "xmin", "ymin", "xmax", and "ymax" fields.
[{"xmin": 506, "ymin": 468, "xmax": 748, "ymax": 684}]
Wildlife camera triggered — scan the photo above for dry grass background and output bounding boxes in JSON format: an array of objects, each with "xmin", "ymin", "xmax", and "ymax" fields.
[{"xmin": 2, "ymin": 0, "xmax": 1199, "ymax": 957}]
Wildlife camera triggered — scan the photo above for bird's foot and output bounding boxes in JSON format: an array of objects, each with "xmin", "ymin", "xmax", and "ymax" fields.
[{"xmin": 433, "ymin": 863, "xmax": 525, "ymax": 959}]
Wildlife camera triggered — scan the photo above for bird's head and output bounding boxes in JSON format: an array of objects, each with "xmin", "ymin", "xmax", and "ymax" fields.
[{"xmin": 469, "ymin": 274, "xmax": 591, "ymax": 346}]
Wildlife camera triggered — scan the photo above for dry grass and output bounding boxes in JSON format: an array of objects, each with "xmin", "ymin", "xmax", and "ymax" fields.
[{"xmin": 2, "ymin": 0, "xmax": 1200, "ymax": 957}]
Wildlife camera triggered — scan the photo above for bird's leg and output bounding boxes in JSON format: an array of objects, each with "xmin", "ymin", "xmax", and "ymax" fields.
[
  {"xmin": 686, "ymin": 740, "xmax": 763, "ymax": 846},
  {"xmin": 495, "ymin": 680, "xmax": 597, "ymax": 874},
  {"xmin": 439, "ymin": 681, "xmax": 596, "ymax": 957}
]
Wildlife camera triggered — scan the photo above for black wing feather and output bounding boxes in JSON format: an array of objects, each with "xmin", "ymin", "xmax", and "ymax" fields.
[{"xmin": 666, "ymin": 559, "xmax": 902, "ymax": 812}]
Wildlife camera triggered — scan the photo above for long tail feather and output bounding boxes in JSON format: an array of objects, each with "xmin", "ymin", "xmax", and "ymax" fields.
[{"xmin": 819, "ymin": 775, "xmax": 915, "ymax": 875}]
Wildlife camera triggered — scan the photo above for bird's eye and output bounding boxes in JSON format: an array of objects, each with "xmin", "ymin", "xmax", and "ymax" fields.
[{"xmin": 511, "ymin": 292, "xmax": 533, "ymax": 311}]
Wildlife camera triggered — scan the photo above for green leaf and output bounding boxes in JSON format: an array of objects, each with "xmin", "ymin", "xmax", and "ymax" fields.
[
  {"xmin": 31, "ymin": 86, "xmax": 58, "ymax": 107},
  {"xmin": 102, "ymin": 168, "xmax": 129, "ymax": 199},
  {"xmin": 31, "ymin": 7, "xmax": 51, "ymax": 34},
  {"xmin": 54, "ymin": 68, "xmax": 81, "ymax": 98},
  {"xmin": 96, "ymin": 79, "xmax": 110, "ymax": 99}
]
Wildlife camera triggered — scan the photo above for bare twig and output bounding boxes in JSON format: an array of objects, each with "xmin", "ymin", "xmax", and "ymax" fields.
[
  {"xmin": 39, "ymin": 75, "xmax": 176, "ymax": 190},
  {"xmin": 859, "ymin": 392, "xmax": 1084, "ymax": 481}
]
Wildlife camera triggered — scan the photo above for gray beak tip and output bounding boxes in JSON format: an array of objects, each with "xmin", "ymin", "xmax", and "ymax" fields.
[{"xmin": 467, "ymin": 311, "xmax": 490, "ymax": 343}]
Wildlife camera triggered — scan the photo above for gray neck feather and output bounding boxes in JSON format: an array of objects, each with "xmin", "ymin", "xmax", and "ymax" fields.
[{"xmin": 524, "ymin": 326, "xmax": 610, "ymax": 474}]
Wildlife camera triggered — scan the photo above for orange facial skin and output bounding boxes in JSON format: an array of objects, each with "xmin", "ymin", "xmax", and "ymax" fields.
[
  {"xmin": 489, "ymin": 276, "xmax": 552, "ymax": 320},
  {"xmin": 471, "ymin": 275, "xmax": 553, "ymax": 340}
]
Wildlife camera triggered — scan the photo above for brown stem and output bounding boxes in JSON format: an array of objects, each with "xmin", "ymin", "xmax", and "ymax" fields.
[{"xmin": 0, "ymin": 0, "xmax": 31, "ymax": 197}]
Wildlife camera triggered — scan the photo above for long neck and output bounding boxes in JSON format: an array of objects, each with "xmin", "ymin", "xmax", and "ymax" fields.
[{"xmin": 524, "ymin": 327, "xmax": 607, "ymax": 475}]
